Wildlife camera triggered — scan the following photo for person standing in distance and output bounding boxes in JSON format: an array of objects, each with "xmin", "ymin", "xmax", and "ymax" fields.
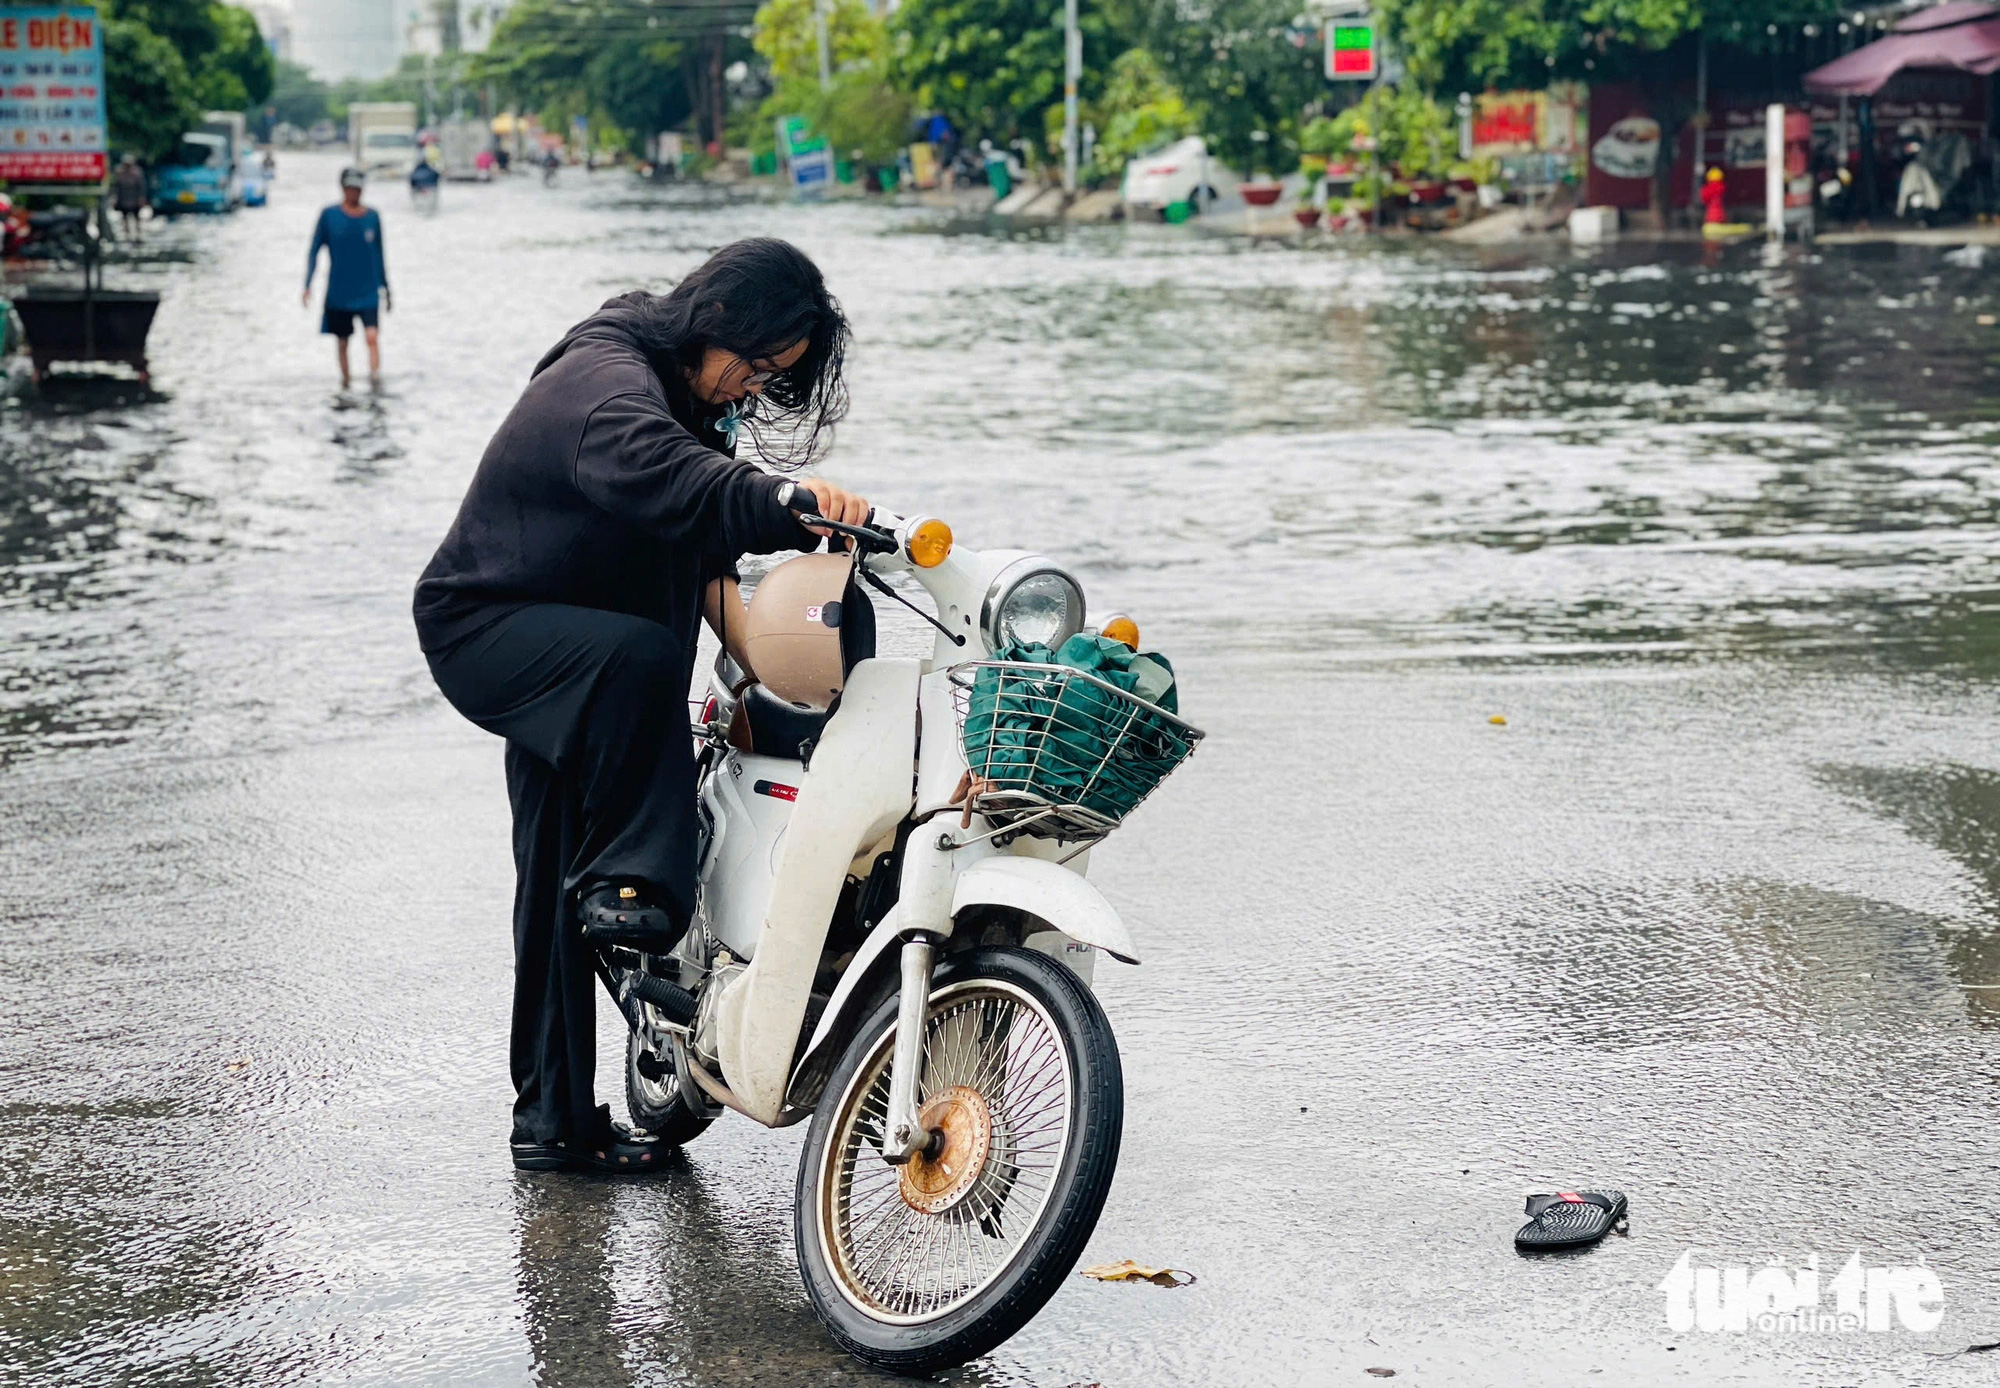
[
  {"xmin": 303, "ymin": 168, "xmax": 391, "ymax": 387},
  {"xmin": 112, "ymin": 155, "xmax": 147, "ymax": 240}
]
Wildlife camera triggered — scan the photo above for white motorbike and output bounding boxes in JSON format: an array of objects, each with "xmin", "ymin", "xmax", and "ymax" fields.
[{"xmin": 597, "ymin": 491, "xmax": 1202, "ymax": 1372}]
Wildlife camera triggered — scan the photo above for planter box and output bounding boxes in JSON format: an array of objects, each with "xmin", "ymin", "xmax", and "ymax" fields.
[
  {"xmin": 1293, "ymin": 207, "xmax": 1322, "ymax": 227},
  {"xmin": 14, "ymin": 287, "xmax": 160, "ymax": 384},
  {"xmin": 1241, "ymin": 183, "xmax": 1283, "ymax": 206},
  {"xmin": 1568, "ymin": 205, "xmax": 1621, "ymax": 244}
]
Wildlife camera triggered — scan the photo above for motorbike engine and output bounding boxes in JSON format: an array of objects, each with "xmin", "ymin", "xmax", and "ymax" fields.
[{"xmin": 691, "ymin": 956, "xmax": 746, "ymax": 1071}]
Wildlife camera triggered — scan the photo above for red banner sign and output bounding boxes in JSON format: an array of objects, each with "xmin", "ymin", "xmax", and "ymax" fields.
[{"xmin": 0, "ymin": 149, "xmax": 105, "ymax": 180}]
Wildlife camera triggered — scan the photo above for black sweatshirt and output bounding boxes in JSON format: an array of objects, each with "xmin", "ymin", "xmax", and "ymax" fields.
[{"xmin": 412, "ymin": 293, "xmax": 813, "ymax": 656}]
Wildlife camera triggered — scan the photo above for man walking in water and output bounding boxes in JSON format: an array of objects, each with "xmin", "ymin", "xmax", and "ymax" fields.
[{"xmin": 303, "ymin": 168, "xmax": 391, "ymax": 387}]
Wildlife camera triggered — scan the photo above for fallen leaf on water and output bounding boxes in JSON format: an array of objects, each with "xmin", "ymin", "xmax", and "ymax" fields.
[
  {"xmin": 225, "ymin": 1060, "xmax": 250, "ymax": 1072},
  {"xmin": 1366, "ymin": 1371, "xmax": 1397, "ymax": 1379},
  {"xmin": 1078, "ymin": 1260, "xmax": 1196, "ymax": 1288},
  {"xmin": 1980, "ymin": 315, "xmax": 1997, "ymax": 326},
  {"xmin": 1488, "ymin": 715, "xmax": 1507, "ymax": 726}
]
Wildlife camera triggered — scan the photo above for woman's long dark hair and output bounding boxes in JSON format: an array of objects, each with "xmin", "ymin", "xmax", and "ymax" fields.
[{"xmin": 634, "ymin": 238, "xmax": 849, "ymax": 469}]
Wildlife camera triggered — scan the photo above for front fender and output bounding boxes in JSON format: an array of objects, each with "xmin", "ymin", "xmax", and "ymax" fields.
[{"xmin": 951, "ymin": 856, "xmax": 1139, "ymax": 964}]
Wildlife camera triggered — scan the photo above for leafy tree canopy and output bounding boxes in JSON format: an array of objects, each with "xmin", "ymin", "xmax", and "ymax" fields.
[
  {"xmin": 103, "ymin": 15, "xmax": 199, "ymax": 159},
  {"xmin": 196, "ymin": 1, "xmax": 275, "ymax": 111},
  {"xmin": 267, "ymin": 59, "xmax": 330, "ymax": 130},
  {"xmin": 892, "ymin": 0, "xmax": 1117, "ymax": 150},
  {"xmin": 474, "ymin": 0, "xmax": 722, "ymax": 148},
  {"xmin": 752, "ymin": 0, "xmax": 908, "ymax": 165},
  {"xmin": 1103, "ymin": 0, "xmax": 1325, "ymax": 172},
  {"xmin": 1057, "ymin": 47, "xmax": 1195, "ymax": 181},
  {"xmin": 96, "ymin": 1, "xmax": 273, "ymax": 159},
  {"xmin": 1379, "ymin": 0, "xmax": 1822, "ymax": 93}
]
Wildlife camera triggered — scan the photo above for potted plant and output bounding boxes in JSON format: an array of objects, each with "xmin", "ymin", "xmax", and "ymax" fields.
[{"xmin": 1293, "ymin": 181, "xmax": 1321, "ymax": 227}]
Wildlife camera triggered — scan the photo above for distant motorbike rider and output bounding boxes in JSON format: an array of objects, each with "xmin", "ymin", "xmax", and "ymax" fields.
[{"xmin": 412, "ymin": 238, "xmax": 870, "ymax": 1173}]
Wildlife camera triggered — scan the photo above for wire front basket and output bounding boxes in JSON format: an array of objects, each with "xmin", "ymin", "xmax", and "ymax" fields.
[{"xmin": 948, "ymin": 661, "xmax": 1204, "ymax": 842}]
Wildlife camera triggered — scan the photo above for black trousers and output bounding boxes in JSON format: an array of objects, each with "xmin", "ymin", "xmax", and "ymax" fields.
[{"xmin": 427, "ymin": 603, "xmax": 697, "ymax": 1143}]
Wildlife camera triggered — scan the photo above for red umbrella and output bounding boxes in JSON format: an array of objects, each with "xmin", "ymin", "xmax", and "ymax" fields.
[{"xmin": 1804, "ymin": 0, "xmax": 2000, "ymax": 96}]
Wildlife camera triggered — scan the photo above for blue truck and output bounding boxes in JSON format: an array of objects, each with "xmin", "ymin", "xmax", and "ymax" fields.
[{"xmin": 152, "ymin": 112, "xmax": 246, "ymax": 215}]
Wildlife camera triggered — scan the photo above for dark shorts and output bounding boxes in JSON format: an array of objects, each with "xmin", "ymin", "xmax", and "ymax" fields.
[{"xmin": 321, "ymin": 305, "xmax": 379, "ymax": 338}]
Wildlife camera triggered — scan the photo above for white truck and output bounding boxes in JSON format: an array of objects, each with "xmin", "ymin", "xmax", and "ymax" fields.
[
  {"xmin": 349, "ymin": 102, "xmax": 418, "ymax": 178},
  {"xmin": 435, "ymin": 116, "xmax": 492, "ymax": 181}
]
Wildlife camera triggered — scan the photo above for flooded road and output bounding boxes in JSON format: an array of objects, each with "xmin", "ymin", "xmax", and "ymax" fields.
[{"xmin": 7, "ymin": 153, "xmax": 2000, "ymax": 1385}]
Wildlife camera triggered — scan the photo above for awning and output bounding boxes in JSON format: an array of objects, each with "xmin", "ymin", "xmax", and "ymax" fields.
[{"xmin": 1804, "ymin": 1, "xmax": 2000, "ymax": 96}]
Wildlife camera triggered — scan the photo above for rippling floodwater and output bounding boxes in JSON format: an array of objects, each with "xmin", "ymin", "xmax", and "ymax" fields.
[{"xmin": 7, "ymin": 154, "xmax": 2000, "ymax": 1385}]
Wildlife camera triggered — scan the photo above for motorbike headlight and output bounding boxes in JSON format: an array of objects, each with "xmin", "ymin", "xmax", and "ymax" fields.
[{"xmin": 982, "ymin": 560, "xmax": 1086, "ymax": 652}]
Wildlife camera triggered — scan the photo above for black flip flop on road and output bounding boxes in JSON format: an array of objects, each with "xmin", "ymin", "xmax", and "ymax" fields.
[{"xmin": 1515, "ymin": 1190, "xmax": 1628, "ymax": 1251}]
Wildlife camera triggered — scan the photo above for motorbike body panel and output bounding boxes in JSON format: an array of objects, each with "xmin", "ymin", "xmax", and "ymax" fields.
[
  {"xmin": 913, "ymin": 667, "xmax": 969, "ymax": 819},
  {"xmin": 714, "ymin": 657, "xmax": 920, "ymax": 1123},
  {"xmin": 696, "ymin": 750, "xmax": 802, "ymax": 960}
]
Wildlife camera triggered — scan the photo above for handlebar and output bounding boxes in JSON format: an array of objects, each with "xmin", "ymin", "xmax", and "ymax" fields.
[{"xmin": 784, "ymin": 486, "xmax": 899, "ymax": 555}]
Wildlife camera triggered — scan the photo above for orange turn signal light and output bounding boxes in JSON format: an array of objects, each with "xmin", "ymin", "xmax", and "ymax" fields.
[
  {"xmin": 1099, "ymin": 614, "xmax": 1141, "ymax": 650},
  {"xmin": 908, "ymin": 518, "xmax": 953, "ymax": 568}
]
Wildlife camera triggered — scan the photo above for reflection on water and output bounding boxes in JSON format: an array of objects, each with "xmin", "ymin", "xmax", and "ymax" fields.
[
  {"xmin": 7, "ymin": 182, "xmax": 2000, "ymax": 761},
  {"xmin": 1824, "ymin": 762, "xmax": 2000, "ymax": 1023}
]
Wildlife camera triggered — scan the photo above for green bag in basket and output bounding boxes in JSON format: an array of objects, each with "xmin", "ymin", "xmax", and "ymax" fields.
[{"xmin": 964, "ymin": 633, "xmax": 1181, "ymax": 821}]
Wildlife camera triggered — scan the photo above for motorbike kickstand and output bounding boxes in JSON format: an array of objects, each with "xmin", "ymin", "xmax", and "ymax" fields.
[{"xmin": 879, "ymin": 934, "xmax": 941, "ymax": 1165}]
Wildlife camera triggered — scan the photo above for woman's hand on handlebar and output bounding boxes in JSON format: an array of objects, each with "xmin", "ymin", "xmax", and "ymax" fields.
[{"xmin": 792, "ymin": 477, "xmax": 872, "ymax": 545}]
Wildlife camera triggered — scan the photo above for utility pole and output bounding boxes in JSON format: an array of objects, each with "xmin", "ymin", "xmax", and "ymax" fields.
[
  {"xmin": 816, "ymin": 0, "xmax": 832, "ymax": 90},
  {"xmin": 1691, "ymin": 32, "xmax": 1708, "ymax": 204},
  {"xmin": 1062, "ymin": 0, "xmax": 1079, "ymax": 195}
]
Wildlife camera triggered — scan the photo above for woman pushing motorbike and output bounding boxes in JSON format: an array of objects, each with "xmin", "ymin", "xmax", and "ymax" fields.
[{"xmin": 412, "ymin": 238, "xmax": 871, "ymax": 1173}]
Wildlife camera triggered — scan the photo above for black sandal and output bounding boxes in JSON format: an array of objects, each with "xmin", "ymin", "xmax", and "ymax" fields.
[
  {"xmin": 576, "ymin": 881, "xmax": 686, "ymax": 952},
  {"xmin": 512, "ymin": 1107, "xmax": 669, "ymax": 1176},
  {"xmin": 1515, "ymin": 1190, "xmax": 1627, "ymax": 1251}
]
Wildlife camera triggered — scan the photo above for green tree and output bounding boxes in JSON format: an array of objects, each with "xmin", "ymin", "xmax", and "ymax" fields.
[
  {"xmin": 1064, "ymin": 47, "xmax": 1194, "ymax": 183},
  {"xmin": 110, "ymin": 0, "xmax": 219, "ymax": 59},
  {"xmin": 891, "ymin": 0, "xmax": 1116, "ymax": 153},
  {"xmin": 267, "ymin": 59, "xmax": 330, "ymax": 130},
  {"xmin": 752, "ymin": 0, "xmax": 908, "ymax": 168},
  {"xmin": 1107, "ymin": 0, "xmax": 1323, "ymax": 172},
  {"xmin": 193, "ymin": 2, "xmax": 274, "ymax": 111},
  {"xmin": 473, "ymin": 0, "xmax": 719, "ymax": 147},
  {"xmin": 104, "ymin": 15, "xmax": 200, "ymax": 159},
  {"xmin": 97, "ymin": 1, "xmax": 273, "ymax": 158}
]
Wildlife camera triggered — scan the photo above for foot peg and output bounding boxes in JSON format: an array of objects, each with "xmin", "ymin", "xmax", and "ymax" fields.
[{"xmin": 625, "ymin": 971, "xmax": 697, "ymax": 1029}]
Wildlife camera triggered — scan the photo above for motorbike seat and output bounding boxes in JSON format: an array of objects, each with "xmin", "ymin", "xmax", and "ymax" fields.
[{"xmin": 740, "ymin": 681, "xmax": 829, "ymax": 761}]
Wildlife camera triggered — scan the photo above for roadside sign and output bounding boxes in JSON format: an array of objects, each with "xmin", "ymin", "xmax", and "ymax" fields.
[
  {"xmin": 776, "ymin": 115, "xmax": 832, "ymax": 196},
  {"xmin": 1325, "ymin": 21, "xmax": 1377, "ymax": 81},
  {"xmin": 0, "ymin": 6, "xmax": 107, "ymax": 183}
]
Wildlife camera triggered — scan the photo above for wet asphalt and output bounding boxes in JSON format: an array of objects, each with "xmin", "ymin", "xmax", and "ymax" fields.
[{"xmin": 5, "ymin": 152, "xmax": 2000, "ymax": 1385}]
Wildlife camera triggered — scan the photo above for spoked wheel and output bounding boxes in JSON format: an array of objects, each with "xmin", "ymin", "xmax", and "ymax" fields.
[
  {"xmin": 624, "ymin": 1010, "xmax": 717, "ymax": 1146},
  {"xmin": 795, "ymin": 946, "xmax": 1122, "ymax": 1374}
]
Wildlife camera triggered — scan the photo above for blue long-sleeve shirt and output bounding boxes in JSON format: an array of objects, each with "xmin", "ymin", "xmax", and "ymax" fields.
[{"xmin": 305, "ymin": 205, "xmax": 388, "ymax": 311}]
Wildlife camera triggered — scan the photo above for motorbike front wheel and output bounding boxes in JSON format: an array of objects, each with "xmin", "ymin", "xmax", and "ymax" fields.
[{"xmin": 795, "ymin": 945, "xmax": 1122, "ymax": 1374}]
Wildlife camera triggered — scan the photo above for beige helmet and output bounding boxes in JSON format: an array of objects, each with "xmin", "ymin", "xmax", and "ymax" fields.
[{"xmin": 742, "ymin": 553, "xmax": 874, "ymax": 709}]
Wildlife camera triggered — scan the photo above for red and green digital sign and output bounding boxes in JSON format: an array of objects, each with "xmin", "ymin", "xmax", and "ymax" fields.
[{"xmin": 1326, "ymin": 23, "xmax": 1376, "ymax": 80}]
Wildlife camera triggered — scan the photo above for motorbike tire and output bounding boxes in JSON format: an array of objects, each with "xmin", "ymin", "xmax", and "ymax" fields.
[
  {"xmin": 794, "ymin": 945, "xmax": 1122, "ymax": 1374},
  {"xmin": 624, "ymin": 1025, "xmax": 716, "ymax": 1146}
]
